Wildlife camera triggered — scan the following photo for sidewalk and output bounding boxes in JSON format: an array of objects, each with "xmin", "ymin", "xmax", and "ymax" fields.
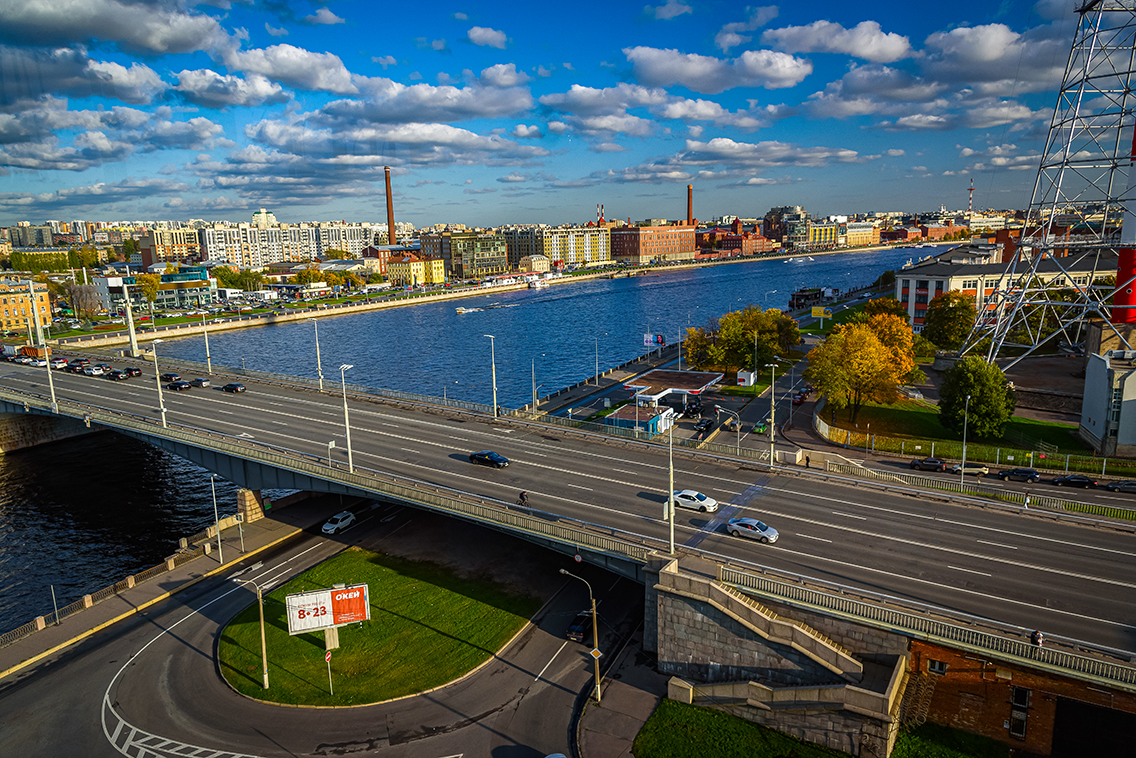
[
  {"xmin": 578, "ymin": 632, "xmax": 669, "ymax": 758},
  {"xmin": 0, "ymin": 493, "xmax": 342, "ymax": 683}
]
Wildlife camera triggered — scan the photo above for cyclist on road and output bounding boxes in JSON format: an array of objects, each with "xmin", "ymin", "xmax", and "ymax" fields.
[{"xmin": 519, "ymin": 491, "xmax": 529, "ymax": 507}]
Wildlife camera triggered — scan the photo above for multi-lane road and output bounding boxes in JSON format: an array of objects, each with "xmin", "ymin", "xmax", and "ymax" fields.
[{"xmin": 3, "ymin": 358, "xmax": 1135, "ymax": 654}]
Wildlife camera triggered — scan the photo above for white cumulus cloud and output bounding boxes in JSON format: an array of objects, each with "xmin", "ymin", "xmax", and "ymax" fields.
[
  {"xmin": 303, "ymin": 8, "xmax": 345, "ymax": 25},
  {"xmin": 468, "ymin": 26, "xmax": 507, "ymax": 49},
  {"xmin": 624, "ymin": 46, "xmax": 811, "ymax": 94},
  {"xmin": 715, "ymin": 6, "xmax": 779, "ymax": 52},
  {"xmin": 222, "ymin": 45, "xmax": 358, "ymax": 94},
  {"xmin": 763, "ymin": 20, "xmax": 911, "ymax": 63},
  {"xmin": 646, "ymin": 0, "xmax": 691, "ymax": 20}
]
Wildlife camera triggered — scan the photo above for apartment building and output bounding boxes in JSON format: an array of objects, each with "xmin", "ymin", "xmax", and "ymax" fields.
[
  {"xmin": 139, "ymin": 228, "xmax": 203, "ymax": 268},
  {"xmin": 94, "ymin": 266, "xmax": 217, "ymax": 311},
  {"xmin": 387, "ymin": 254, "xmax": 445, "ymax": 287},
  {"xmin": 0, "ymin": 279, "xmax": 51, "ymax": 335},
  {"xmin": 610, "ymin": 224, "xmax": 696, "ymax": 265},
  {"xmin": 421, "ymin": 230, "xmax": 508, "ymax": 279}
]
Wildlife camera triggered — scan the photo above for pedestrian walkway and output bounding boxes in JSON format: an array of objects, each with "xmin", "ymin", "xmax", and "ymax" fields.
[
  {"xmin": 578, "ymin": 632, "xmax": 669, "ymax": 758},
  {"xmin": 0, "ymin": 493, "xmax": 343, "ymax": 683}
]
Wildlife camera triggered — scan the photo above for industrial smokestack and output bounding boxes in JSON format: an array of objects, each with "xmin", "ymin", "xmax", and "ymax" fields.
[
  {"xmin": 687, "ymin": 185, "xmax": 693, "ymax": 225},
  {"xmin": 384, "ymin": 166, "xmax": 397, "ymax": 246},
  {"xmin": 1114, "ymin": 131, "xmax": 1136, "ymax": 323}
]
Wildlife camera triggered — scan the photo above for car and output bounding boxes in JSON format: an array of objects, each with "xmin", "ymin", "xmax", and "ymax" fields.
[
  {"xmin": 722, "ymin": 418, "xmax": 740, "ymax": 432},
  {"xmin": 82, "ymin": 365, "xmax": 105, "ymax": 376},
  {"xmin": 29, "ymin": 358, "xmax": 47, "ymax": 367},
  {"xmin": 792, "ymin": 394, "xmax": 806, "ymax": 406},
  {"xmin": 166, "ymin": 381, "xmax": 191, "ymax": 391},
  {"xmin": 321, "ymin": 510, "xmax": 357, "ymax": 535},
  {"xmin": 189, "ymin": 378, "xmax": 210, "ymax": 388},
  {"xmin": 670, "ymin": 489, "xmax": 719, "ymax": 513},
  {"xmin": 565, "ymin": 610, "xmax": 594, "ymax": 643},
  {"xmin": 952, "ymin": 463, "xmax": 989, "ymax": 476},
  {"xmin": 160, "ymin": 372, "xmax": 180, "ymax": 382},
  {"xmin": 1053, "ymin": 473, "xmax": 1098, "ymax": 488},
  {"xmin": 727, "ymin": 517, "xmax": 780, "ymax": 544},
  {"xmin": 95, "ymin": 363, "xmax": 112, "ymax": 372},
  {"xmin": 123, "ymin": 366, "xmax": 142, "ymax": 377},
  {"xmin": 998, "ymin": 467, "xmax": 1041, "ymax": 483},
  {"xmin": 1106, "ymin": 480, "xmax": 1136, "ymax": 493},
  {"xmin": 693, "ymin": 417, "xmax": 714, "ymax": 434},
  {"xmin": 469, "ymin": 450, "xmax": 509, "ymax": 468},
  {"xmin": 49, "ymin": 357, "xmax": 69, "ymax": 369},
  {"xmin": 106, "ymin": 370, "xmax": 129, "ymax": 380},
  {"xmin": 13, "ymin": 355, "xmax": 32, "ymax": 364},
  {"xmin": 753, "ymin": 421, "xmax": 768, "ymax": 434},
  {"xmin": 910, "ymin": 457, "xmax": 948, "ymax": 472},
  {"xmin": 221, "ymin": 382, "xmax": 246, "ymax": 393}
]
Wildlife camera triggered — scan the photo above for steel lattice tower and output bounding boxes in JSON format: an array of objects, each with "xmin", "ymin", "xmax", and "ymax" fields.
[{"xmin": 962, "ymin": 1, "xmax": 1136, "ymax": 368}]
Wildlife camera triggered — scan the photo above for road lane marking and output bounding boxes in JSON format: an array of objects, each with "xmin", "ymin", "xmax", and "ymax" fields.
[
  {"xmin": 832, "ymin": 511, "xmax": 866, "ymax": 520},
  {"xmin": 977, "ymin": 540, "xmax": 1018, "ymax": 550},
  {"xmin": 797, "ymin": 534, "xmax": 832, "ymax": 543},
  {"xmin": 565, "ymin": 483, "xmax": 594, "ymax": 491},
  {"xmin": 534, "ymin": 640, "xmax": 570, "ymax": 682},
  {"xmin": 948, "ymin": 565, "xmax": 992, "ymax": 577}
]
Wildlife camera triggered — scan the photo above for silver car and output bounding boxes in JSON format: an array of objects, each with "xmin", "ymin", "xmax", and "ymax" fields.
[
  {"xmin": 321, "ymin": 510, "xmax": 357, "ymax": 535},
  {"xmin": 727, "ymin": 517, "xmax": 779, "ymax": 544},
  {"xmin": 670, "ymin": 489, "xmax": 719, "ymax": 513}
]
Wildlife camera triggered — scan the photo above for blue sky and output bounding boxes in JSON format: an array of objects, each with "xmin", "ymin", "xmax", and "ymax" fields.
[{"xmin": 0, "ymin": 0, "xmax": 1078, "ymax": 228}]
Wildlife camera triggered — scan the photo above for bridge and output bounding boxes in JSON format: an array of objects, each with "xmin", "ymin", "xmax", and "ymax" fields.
[{"xmin": 3, "ymin": 354, "xmax": 1136, "ymax": 754}]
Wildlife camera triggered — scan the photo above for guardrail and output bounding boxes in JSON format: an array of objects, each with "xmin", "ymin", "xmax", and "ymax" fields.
[{"xmin": 719, "ymin": 565, "xmax": 1136, "ymax": 689}]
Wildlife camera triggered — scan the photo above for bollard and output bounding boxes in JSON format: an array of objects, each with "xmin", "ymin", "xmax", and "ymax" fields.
[
  {"xmin": 166, "ymin": 558, "xmax": 176, "ymax": 571},
  {"xmin": 34, "ymin": 616, "xmax": 46, "ymax": 631},
  {"xmin": 126, "ymin": 575, "xmax": 135, "ymax": 589},
  {"xmin": 83, "ymin": 595, "xmax": 93, "ymax": 609}
]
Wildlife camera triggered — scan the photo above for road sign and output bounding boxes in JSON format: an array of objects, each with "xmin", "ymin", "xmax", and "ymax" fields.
[
  {"xmin": 325, "ymin": 650, "xmax": 332, "ymax": 662},
  {"xmin": 286, "ymin": 583, "xmax": 371, "ymax": 635},
  {"xmin": 811, "ymin": 306, "xmax": 833, "ymax": 318},
  {"xmin": 590, "ymin": 648, "xmax": 603, "ymax": 659},
  {"xmin": 574, "ymin": 554, "xmax": 582, "ymax": 563}
]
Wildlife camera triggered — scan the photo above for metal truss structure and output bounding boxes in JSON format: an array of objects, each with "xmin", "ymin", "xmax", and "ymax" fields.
[{"xmin": 963, "ymin": 1, "xmax": 1136, "ymax": 368}]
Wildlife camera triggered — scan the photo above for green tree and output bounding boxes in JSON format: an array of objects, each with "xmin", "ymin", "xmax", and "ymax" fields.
[
  {"xmin": 864, "ymin": 296, "xmax": 908, "ymax": 321},
  {"xmin": 805, "ymin": 323, "xmax": 903, "ymax": 424},
  {"xmin": 135, "ymin": 273, "xmax": 161, "ymax": 319},
  {"xmin": 922, "ymin": 290, "xmax": 976, "ymax": 350},
  {"xmin": 938, "ymin": 356, "xmax": 1016, "ymax": 438},
  {"xmin": 323, "ymin": 249, "xmax": 350, "ymax": 260}
]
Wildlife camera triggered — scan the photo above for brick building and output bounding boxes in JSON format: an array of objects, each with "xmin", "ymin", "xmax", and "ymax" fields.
[{"xmin": 610, "ymin": 223, "xmax": 696, "ymax": 265}]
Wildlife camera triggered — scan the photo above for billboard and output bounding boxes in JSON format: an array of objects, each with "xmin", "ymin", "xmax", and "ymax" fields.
[
  {"xmin": 811, "ymin": 307, "xmax": 833, "ymax": 318},
  {"xmin": 285, "ymin": 583, "xmax": 371, "ymax": 635}
]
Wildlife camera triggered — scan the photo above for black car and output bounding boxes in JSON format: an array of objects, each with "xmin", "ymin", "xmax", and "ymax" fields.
[
  {"xmin": 106, "ymin": 370, "xmax": 129, "ymax": 380},
  {"xmin": 565, "ymin": 610, "xmax": 594, "ymax": 643},
  {"xmin": 1053, "ymin": 473, "xmax": 1098, "ymax": 488},
  {"xmin": 469, "ymin": 450, "xmax": 509, "ymax": 468},
  {"xmin": 1106, "ymin": 480, "xmax": 1136, "ymax": 493},
  {"xmin": 67, "ymin": 359, "xmax": 90, "ymax": 373},
  {"xmin": 694, "ymin": 417, "xmax": 714, "ymax": 434},
  {"xmin": 221, "ymin": 382, "xmax": 246, "ymax": 393},
  {"xmin": 998, "ymin": 467, "xmax": 1041, "ymax": 483},
  {"xmin": 160, "ymin": 372, "xmax": 180, "ymax": 382},
  {"xmin": 166, "ymin": 381, "xmax": 191, "ymax": 391},
  {"xmin": 910, "ymin": 457, "xmax": 948, "ymax": 472},
  {"xmin": 124, "ymin": 366, "xmax": 142, "ymax": 377}
]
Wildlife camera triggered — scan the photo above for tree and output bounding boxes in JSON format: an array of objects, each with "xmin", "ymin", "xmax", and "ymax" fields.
[
  {"xmin": 866, "ymin": 314, "xmax": 915, "ymax": 382},
  {"xmin": 804, "ymin": 323, "xmax": 904, "ymax": 423},
  {"xmin": 938, "ymin": 356, "xmax": 1016, "ymax": 438},
  {"xmin": 864, "ymin": 296, "xmax": 908, "ymax": 321},
  {"xmin": 65, "ymin": 283, "xmax": 100, "ymax": 321},
  {"xmin": 323, "ymin": 249, "xmax": 350, "ymax": 260},
  {"xmin": 922, "ymin": 290, "xmax": 976, "ymax": 350},
  {"xmin": 121, "ymin": 239, "xmax": 137, "ymax": 258},
  {"xmin": 135, "ymin": 273, "xmax": 161, "ymax": 319},
  {"xmin": 689, "ymin": 306, "xmax": 798, "ymax": 375}
]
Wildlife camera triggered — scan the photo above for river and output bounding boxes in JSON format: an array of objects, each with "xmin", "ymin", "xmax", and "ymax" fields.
[{"xmin": 0, "ymin": 245, "xmax": 940, "ymax": 631}]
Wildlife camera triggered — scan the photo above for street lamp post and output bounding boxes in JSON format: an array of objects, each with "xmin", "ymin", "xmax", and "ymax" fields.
[
  {"xmin": 202, "ymin": 314, "xmax": 212, "ymax": 375},
  {"xmin": 210, "ymin": 474, "xmax": 223, "ymax": 565},
  {"xmin": 339, "ymin": 364, "xmax": 354, "ymax": 473},
  {"xmin": 668, "ymin": 419, "xmax": 675, "ymax": 554},
  {"xmin": 122, "ymin": 284, "xmax": 140, "ymax": 358},
  {"xmin": 232, "ymin": 575, "xmax": 269, "ymax": 689},
  {"xmin": 594, "ymin": 335, "xmax": 600, "ymax": 386},
  {"xmin": 559, "ymin": 569, "xmax": 602, "ymax": 702},
  {"xmin": 308, "ymin": 318, "xmax": 324, "ymax": 391},
  {"xmin": 961, "ymin": 393, "xmax": 973, "ymax": 485},
  {"xmin": 716, "ymin": 405, "xmax": 742, "ymax": 455},
  {"xmin": 765, "ymin": 363, "xmax": 778, "ymax": 466},
  {"xmin": 531, "ymin": 353, "xmax": 544, "ymax": 408},
  {"xmin": 484, "ymin": 334, "xmax": 498, "ymax": 418},
  {"xmin": 152, "ymin": 338, "xmax": 167, "ymax": 428}
]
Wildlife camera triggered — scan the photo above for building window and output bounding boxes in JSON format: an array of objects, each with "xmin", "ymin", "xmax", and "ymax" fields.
[
  {"xmin": 1009, "ymin": 687, "xmax": 1031, "ymax": 739},
  {"xmin": 927, "ymin": 659, "xmax": 948, "ymax": 675}
]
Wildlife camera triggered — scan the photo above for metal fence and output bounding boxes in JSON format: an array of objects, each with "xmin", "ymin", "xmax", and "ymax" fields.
[{"xmin": 719, "ymin": 565, "xmax": 1136, "ymax": 688}]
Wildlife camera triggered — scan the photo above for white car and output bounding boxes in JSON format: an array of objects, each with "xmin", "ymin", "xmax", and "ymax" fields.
[
  {"xmin": 83, "ymin": 365, "xmax": 105, "ymax": 376},
  {"xmin": 321, "ymin": 511, "xmax": 357, "ymax": 535},
  {"xmin": 29, "ymin": 358, "xmax": 47, "ymax": 367},
  {"xmin": 670, "ymin": 489, "xmax": 719, "ymax": 513},
  {"xmin": 727, "ymin": 517, "xmax": 779, "ymax": 544},
  {"xmin": 49, "ymin": 357, "xmax": 69, "ymax": 369}
]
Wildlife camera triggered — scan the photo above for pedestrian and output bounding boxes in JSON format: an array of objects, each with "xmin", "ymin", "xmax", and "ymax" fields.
[
  {"xmin": 1024, "ymin": 493, "xmax": 1030, "ymax": 509},
  {"xmin": 805, "ymin": 455, "xmax": 811, "ymax": 469},
  {"xmin": 975, "ymin": 471, "xmax": 982, "ymax": 485},
  {"xmin": 1031, "ymin": 630, "xmax": 1045, "ymax": 647}
]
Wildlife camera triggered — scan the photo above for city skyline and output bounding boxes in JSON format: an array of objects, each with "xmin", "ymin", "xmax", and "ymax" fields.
[{"xmin": 0, "ymin": 0, "xmax": 1076, "ymax": 228}]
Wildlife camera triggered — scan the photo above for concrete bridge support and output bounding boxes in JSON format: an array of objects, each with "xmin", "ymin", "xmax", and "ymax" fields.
[{"xmin": 0, "ymin": 411, "xmax": 97, "ymax": 453}]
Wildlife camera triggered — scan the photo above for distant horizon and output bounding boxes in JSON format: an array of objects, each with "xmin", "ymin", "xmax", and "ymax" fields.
[{"xmin": 1, "ymin": 1, "xmax": 1074, "ymax": 227}]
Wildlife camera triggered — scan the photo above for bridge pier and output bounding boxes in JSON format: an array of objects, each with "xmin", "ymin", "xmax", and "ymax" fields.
[
  {"xmin": 237, "ymin": 488, "xmax": 266, "ymax": 524},
  {"xmin": 0, "ymin": 411, "xmax": 97, "ymax": 453}
]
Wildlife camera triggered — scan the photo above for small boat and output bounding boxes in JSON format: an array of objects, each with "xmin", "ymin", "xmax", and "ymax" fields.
[
  {"xmin": 528, "ymin": 279, "xmax": 549, "ymax": 289},
  {"xmin": 456, "ymin": 306, "xmax": 483, "ymax": 314}
]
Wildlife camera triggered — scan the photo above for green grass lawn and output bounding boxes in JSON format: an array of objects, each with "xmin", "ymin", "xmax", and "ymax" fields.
[
  {"xmin": 218, "ymin": 547, "xmax": 541, "ymax": 706},
  {"xmin": 828, "ymin": 399, "xmax": 1089, "ymax": 453},
  {"xmin": 633, "ymin": 700, "xmax": 1008, "ymax": 758}
]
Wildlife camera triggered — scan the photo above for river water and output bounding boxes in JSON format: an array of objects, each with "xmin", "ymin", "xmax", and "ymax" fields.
[{"xmin": 0, "ymin": 246, "xmax": 938, "ymax": 631}]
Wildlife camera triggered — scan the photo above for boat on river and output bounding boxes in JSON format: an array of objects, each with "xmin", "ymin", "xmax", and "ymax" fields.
[
  {"xmin": 455, "ymin": 306, "xmax": 483, "ymax": 314},
  {"xmin": 528, "ymin": 279, "xmax": 549, "ymax": 289}
]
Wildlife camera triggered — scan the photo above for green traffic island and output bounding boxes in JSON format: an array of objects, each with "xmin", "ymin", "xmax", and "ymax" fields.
[
  {"xmin": 218, "ymin": 546, "xmax": 541, "ymax": 707},
  {"xmin": 632, "ymin": 699, "xmax": 1008, "ymax": 758}
]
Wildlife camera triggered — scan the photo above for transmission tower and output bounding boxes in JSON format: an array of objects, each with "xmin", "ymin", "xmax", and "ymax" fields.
[{"xmin": 963, "ymin": 1, "xmax": 1136, "ymax": 368}]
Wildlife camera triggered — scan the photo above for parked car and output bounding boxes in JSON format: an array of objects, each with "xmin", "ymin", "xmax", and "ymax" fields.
[
  {"xmin": 726, "ymin": 517, "xmax": 780, "ymax": 544},
  {"xmin": 952, "ymin": 462, "xmax": 989, "ymax": 476},
  {"xmin": 166, "ymin": 380, "xmax": 191, "ymax": 391},
  {"xmin": 123, "ymin": 366, "xmax": 142, "ymax": 377},
  {"xmin": 998, "ymin": 467, "xmax": 1041, "ymax": 483},
  {"xmin": 1106, "ymin": 480, "xmax": 1136, "ymax": 493},
  {"xmin": 693, "ymin": 417, "xmax": 714, "ymax": 434},
  {"xmin": 1053, "ymin": 473, "xmax": 1098, "ymax": 488},
  {"xmin": 321, "ymin": 510, "xmax": 357, "ymax": 535},
  {"xmin": 160, "ymin": 372, "xmax": 180, "ymax": 382},
  {"xmin": 565, "ymin": 610, "xmax": 594, "ymax": 643},
  {"xmin": 189, "ymin": 378, "xmax": 210, "ymax": 388},
  {"xmin": 469, "ymin": 450, "xmax": 509, "ymax": 468},
  {"xmin": 910, "ymin": 457, "xmax": 948, "ymax": 472},
  {"xmin": 670, "ymin": 489, "xmax": 719, "ymax": 513},
  {"xmin": 221, "ymin": 382, "xmax": 246, "ymax": 393}
]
